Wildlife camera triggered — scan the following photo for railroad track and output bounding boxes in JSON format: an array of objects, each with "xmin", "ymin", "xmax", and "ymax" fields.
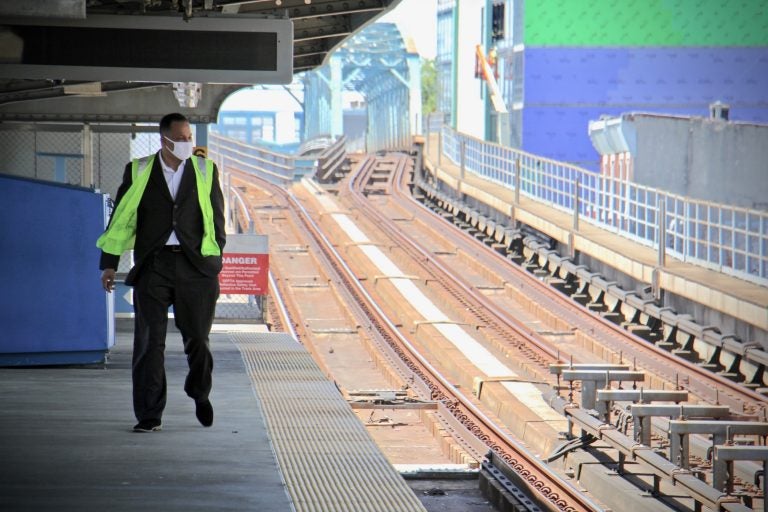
[
  {"xmin": 227, "ymin": 164, "xmax": 599, "ymax": 512},
  {"xmin": 226, "ymin": 153, "xmax": 767, "ymax": 511},
  {"xmin": 224, "ymin": 145, "xmax": 768, "ymax": 511},
  {"xmin": 376, "ymin": 153, "xmax": 767, "ymax": 416},
  {"xmin": 344, "ymin": 152, "xmax": 768, "ymax": 511},
  {"xmin": 345, "ymin": 155, "xmax": 564, "ymax": 382}
]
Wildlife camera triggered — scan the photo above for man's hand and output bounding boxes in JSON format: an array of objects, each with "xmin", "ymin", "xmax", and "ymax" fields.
[{"xmin": 101, "ymin": 269, "xmax": 116, "ymax": 293}]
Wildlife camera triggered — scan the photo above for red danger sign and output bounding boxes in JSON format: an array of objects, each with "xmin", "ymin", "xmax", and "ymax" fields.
[{"xmin": 219, "ymin": 253, "xmax": 269, "ymax": 295}]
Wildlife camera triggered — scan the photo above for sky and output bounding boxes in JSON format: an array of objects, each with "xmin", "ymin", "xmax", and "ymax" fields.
[
  {"xmin": 221, "ymin": 1, "xmax": 438, "ymax": 112},
  {"xmin": 379, "ymin": 0, "xmax": 437, "ymax": 60}
]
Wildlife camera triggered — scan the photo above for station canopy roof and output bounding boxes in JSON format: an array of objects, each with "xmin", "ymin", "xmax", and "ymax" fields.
[{"xmin": 0, "ymin": 0, "xmax": 402, "ymax": 123}]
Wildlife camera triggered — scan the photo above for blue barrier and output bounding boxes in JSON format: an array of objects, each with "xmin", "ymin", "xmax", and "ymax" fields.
[{"xmin": 0, "ymin": 174, "xmax": 113, "ymax": 365}]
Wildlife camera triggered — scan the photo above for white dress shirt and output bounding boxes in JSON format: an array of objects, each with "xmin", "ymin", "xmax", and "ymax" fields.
[{"xmin": 159, "ymin": 153, "xmax": 186, "ymax": 246}]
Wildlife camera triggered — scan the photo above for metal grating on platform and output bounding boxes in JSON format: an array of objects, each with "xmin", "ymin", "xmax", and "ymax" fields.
[{"xmin": 232, "ymin": 332, "xmax": 426, "ymax": 512}]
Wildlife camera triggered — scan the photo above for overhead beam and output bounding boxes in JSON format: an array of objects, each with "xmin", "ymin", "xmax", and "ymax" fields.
[
  {"xmin": 0, "ymin": 81, "xmax": 157, "ymax": 107},
  {"xmin": 235, "ymin": 0, "xmax": 390, "ymax": 20},
  {"xmin": 0, "ymin": 0, "xmax": 85, "ymax": 19},
  {"xmin": 0, "ymin": 84, "xmax": 241, "ymax": 124},
  {"xmin": 1, "ymin": 15, "xmax": 293, "ymax": 84}
]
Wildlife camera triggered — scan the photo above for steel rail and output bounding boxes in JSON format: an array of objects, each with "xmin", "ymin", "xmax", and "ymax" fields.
[
  {"xmin": 544, "ymin": 391, "xmax": 752, "ymax": 512},
  {"xmin": 227, "ymin": 172, "xmax": 293, "ymax": 337},
  {"xmin": 400, "ymin": 160, "xmax": 767, "ymax": 413},
  {"xmin": 228, "ymin": 184, "xmax": 252, "ymax": 230},
  {"xmin": 229, "ymin": 165, "xmax": 429, "ymax": 396},
  {"xmin": 228, "ymin": 169, "xmax": 350, "ymax": 383},
  {"xmin": 267, "ymin": 270, "xmax": 296, "ymax": 340},
  {"xmin": 231, "ymin": 164, "xmax": 596, "ymax": 511},
  {"xmin": 352, "ymin": 154, "xmax": 760, "ymax": 512},
  {"xmin": 232, "ymin": 153, "xmax": 764, "ymax": 512},
  {"xmin": 348, "ymin": 155, "xmax": 565, "ymax": 371},
  {"xmin": 356, "ymin": 154, "xmax": 760, "ymax": 512},
  {"xmin": 338, "ymin": 156, "xmax": 598, "ymax": 512}
]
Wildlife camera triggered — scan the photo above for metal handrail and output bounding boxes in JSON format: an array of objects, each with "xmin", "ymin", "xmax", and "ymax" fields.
[
  {"xmin": 228, "ymin": 185, "xmax": 252, "ymax": 233},
  {"xmin": 316, "ymin": 136, "xmax": 347, "ymax": 182},
  {"xmin": 431, "ymin": 123, "xmax": 768, "ymax": 286},
  {"xmin": 210, "ymin": 132, "xmax": 295, "ymax": 184}
]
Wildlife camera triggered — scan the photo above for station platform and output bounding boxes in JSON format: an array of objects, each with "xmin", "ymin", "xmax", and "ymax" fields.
[
  {"xmin": 423, "ymin": 133, "xmax": 768, "ymax": 337},
  {"xmin": 0, "ymin": 327, "xmax": 426, "ymax": 512}
]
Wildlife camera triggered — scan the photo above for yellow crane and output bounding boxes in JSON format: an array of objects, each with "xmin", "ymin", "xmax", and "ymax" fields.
[{"xmin": 475, "ymin": 44, "xmax": 507, "ymax": 114}]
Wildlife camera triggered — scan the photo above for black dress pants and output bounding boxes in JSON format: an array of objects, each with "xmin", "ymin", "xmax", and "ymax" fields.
[{"xmin": 131, "ymin": 248, "xmax": 219, "ymax": 422}]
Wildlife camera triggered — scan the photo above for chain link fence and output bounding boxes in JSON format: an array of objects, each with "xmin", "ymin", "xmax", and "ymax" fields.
[
  {"xmin": 0, "ymin": 123, "xmax": 161, "ymax": 191},
  {"xmin": 1, "ymin": 125, "xmax": 83, "ymax": 184},
  {"xmin": 1, "ymin": 122, "xmax": 262, "ymax": 322}
]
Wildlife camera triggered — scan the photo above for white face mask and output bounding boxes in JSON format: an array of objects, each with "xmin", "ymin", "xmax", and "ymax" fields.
[{"xmin": 164, "ymin": 135, "xmax": 194, "ymax": 161}]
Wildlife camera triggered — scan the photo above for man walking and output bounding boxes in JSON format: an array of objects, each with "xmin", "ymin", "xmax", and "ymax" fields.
[{"xmin": 98, "ymin": 113, "xmax": 226, "ymax": 432}]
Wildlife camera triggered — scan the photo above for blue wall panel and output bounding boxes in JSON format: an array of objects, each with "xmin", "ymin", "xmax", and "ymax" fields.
[
  {"xmin": 525, "ymin": 47, "xmax": 768, "ymax": 107},
  {"xmin": 521, "ymin": 47, "xmax": 768, "ymax": 167},
  {"xmin": 523, "ymin": 106, "xmax": 705, "ymax": 168},
  {"xmin": 0, "ymin": 175, "xmax": 112, "ymax": 365}
]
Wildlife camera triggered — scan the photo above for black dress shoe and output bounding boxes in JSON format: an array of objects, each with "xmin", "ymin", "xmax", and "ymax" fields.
[
  {"xmin": 195, "ymin": 400, "xmax": 214, "ymax": 427},
  {"xmin": 133, "ymin": 419, "xmax": 162, "ymax": 432}
]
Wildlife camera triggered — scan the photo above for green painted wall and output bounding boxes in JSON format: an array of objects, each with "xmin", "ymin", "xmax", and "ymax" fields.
[{"xmin": 525, "ymin": 0, "xmax": 768, "ymax": 46}]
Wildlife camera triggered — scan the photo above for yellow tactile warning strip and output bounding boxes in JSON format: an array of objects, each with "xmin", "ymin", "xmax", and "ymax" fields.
[{"xmin": 232, "ymin": 332, "xmax": 427, "ymax": 512}]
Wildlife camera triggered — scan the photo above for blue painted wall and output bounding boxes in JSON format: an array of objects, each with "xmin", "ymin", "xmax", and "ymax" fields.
[
  {"xmin": 0, "ymin": 175, "xmax": 112, "ymax": 365},
  {"xmin": 522, "ymin": 47, "xmax": 768, "ymax": 168}
]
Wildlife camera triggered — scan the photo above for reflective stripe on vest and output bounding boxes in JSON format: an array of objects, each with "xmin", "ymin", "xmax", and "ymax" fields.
[
  {"xmin": 190, "ymin": 156, "xmax": 221, "ymax": 257},
  {"xmin": 96, "ymin": 155, "xmax": 155, "ymax": 256},
  {"xmin": 96, "ymin": 154, "xmax": 221, "ymax": 257}
]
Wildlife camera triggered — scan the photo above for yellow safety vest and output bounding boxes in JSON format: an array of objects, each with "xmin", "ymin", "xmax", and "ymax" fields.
[{"xmin": 96, "ymin": 154, "xmax": 220, "ymax": 256}]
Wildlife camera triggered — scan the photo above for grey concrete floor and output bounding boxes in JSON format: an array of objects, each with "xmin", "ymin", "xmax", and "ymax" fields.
[{"xmin": 0, "ymin": 331, "xmax": 293, "ymax": 512}]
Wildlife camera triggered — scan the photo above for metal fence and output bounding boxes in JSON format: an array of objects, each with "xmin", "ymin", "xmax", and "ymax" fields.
[
  {"xmin": 215, "ymin": 187, "xmax": 265, "ymax": 322},
  {"xmin": 209, "ymin": 131, "xmax": 298, "ymax": 185},
  {"xmin": 0, "ymin": 122, "xmax": 265, "ymax": 320},
  {"xmin": 209, "ymin": 132, "xmax": 291, "ymax": 322},
  {"xmin": 0, "ymin": 123, "xmax": 160, "ymax": 195},
  {"xmin": 1, "ymin": 124, "xmax": 85, "ymax": 186},
  {"xmin": 434, "ymin": 123, "xmax": 768, "ymax": 286},
  {"xmin": 423, "ymin": 112, "xmax": 446, "ymax": 135},
  {"xmin": 0, "ymin": 123, "xmax": 161, "ymax": 274}
]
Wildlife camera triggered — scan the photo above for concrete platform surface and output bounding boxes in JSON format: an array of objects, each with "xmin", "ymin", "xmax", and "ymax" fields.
[{"xmin": 0, "ymin": 330, "xmax": 293, "ymax": 512}]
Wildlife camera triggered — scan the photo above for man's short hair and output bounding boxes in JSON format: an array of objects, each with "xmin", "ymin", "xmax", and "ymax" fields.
[{"xmin": 159, "ymin": 113, "xmax": 189, "ymax": 134}]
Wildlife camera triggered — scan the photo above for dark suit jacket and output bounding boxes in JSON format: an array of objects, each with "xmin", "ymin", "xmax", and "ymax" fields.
[{"xmin": 99, "ymin": 152, "xmax": 226, "ymax": 285}]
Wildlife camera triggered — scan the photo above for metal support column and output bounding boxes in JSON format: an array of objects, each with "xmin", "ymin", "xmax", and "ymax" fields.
[
  {"xmin": 438, "ymin": 129, "xmax": 443, "ymax": 166},
  {"xmin": 329, "ymin": 55, "xmax": 344, "ymax": 138},
  {"xmin": 195, "ymin": 122, "xmax": 208, "ymax": 149},
  {"xmin": 570, "ymin": 178, "xmax": 580, "ymax": 258},
  {"xmin": 406, "ymin": 53, "xmax": 422, "ymax": 135},
  {"xmin": 629, "ymin": 405, "xmax": 730, "ymax": 446},
  {"xmin": 670, "ymin": 421, "xmax": 768, "ymax": 492},
  {"xmin": 573, "ymin": 179, "xmax": 580, "ymax": 231},
  {"xmin": 658, "ymin": 196, "xmax": 667, "ymax": 267},
  {"xmin": 716, "ymin": 445, "xmax": 768, "ymax": 512},
  {"xmin": 81, "ymin": 123, "xmax": 92, "ymax": 188}
]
